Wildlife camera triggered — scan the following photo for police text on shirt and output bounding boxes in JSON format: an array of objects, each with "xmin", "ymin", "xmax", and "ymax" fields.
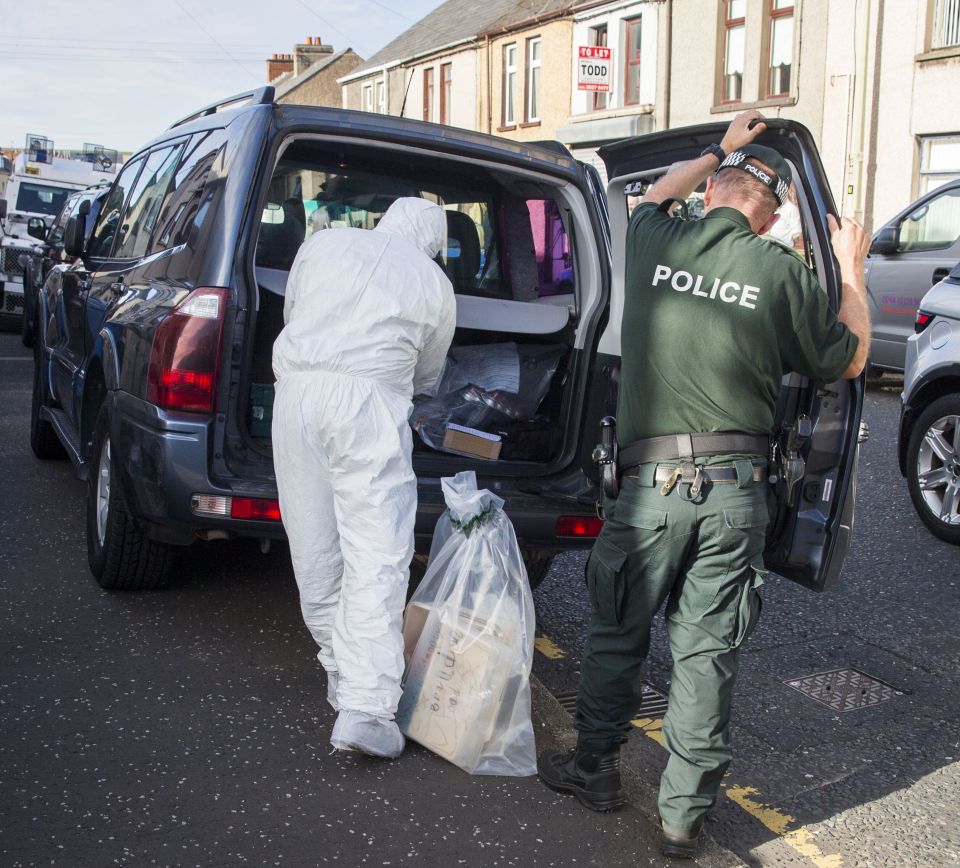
[{"xmin": 652, "ymin": 264, "xmax": 760, "ymax": 310}]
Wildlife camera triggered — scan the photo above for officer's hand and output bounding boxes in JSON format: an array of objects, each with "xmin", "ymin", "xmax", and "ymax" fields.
[
  {"xmin": 719, "ymin": 110, "xmax": 767, "ymax": 154},
  {"xmin": 828, "ymin": 214, "xmax": 871, "ymax": 272}
]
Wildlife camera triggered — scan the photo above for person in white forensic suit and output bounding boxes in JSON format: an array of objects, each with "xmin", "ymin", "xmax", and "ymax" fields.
[{"xmin": 272, "ymin": 197, "xmax": 456, "ymax": 758}]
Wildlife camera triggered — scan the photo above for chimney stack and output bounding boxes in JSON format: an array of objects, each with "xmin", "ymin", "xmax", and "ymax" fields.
[
  {"xmin": 265, "ymin": 51, "xmax": 294, "ymax": 82},
  {"xmin": 293, "ymin": 35, "xmax": 335, "ymax": 75}
]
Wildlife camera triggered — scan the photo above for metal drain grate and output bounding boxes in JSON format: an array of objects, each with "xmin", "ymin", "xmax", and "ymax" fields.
[
  {"xmin": 554, "ymin": 681, "xmax": 669, "ymax": 719},
  {"xmin": 784, "ymin": 666, "xmax": 899, "ymax": 712}
]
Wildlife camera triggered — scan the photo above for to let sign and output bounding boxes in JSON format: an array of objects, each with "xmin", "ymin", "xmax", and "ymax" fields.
[{"xmin": 578, "ymin": 46, "xmax": 612, "ymax": 92}]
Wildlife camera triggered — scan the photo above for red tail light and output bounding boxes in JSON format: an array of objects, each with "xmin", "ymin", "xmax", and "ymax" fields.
[
  {"xmin": 230, "ymin": 497, "xmax": 282, "ymax": 521},
  {"xmin": 556, "ymin": 516, "xmax": 605, "ymax": 538},
  {"xmin": 915, "ymin": 310, "xmax": 934, "ymax": 334},
  {"xmin": 147, "ymin": 288, "xmax": 227, "ymax": 413}
]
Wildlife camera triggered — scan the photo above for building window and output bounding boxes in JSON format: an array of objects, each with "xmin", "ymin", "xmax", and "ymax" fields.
[
  {"xmin": 376, "ymin": 79, "xmax": 386, "ymax": 114},
  {"xmin": 590, "ymin": 25, "xmax": 609, "ymax": 111},
  {"xmin": 362, "ymin": 84, "xmax": 373, "ymax": 113},
  {"xmin": 920, "ymin": 135, "xmax": 960, "ymax": 193},
  {"xmin": 767, "ymin": 0, "xmax": 794, "ymax": 97},
  {"xmin": 722, "ymin": 0, "xmax": 746, "ymax": 103},
  {"xmin": 525, "ymin": 37, "xmax": 542, "ymax": 122},
  {"xmin": 440, "ymin": 63, "xmax": 452, "ymax": 124},
  {"xmin": 931, "ymin": 0, "xmax": 960, "ymax": 48},
  {"xmin": 503, "ymin": 43, "xmax": 518, "ymax": 126},
  {"xmin": 623, "ymin": 18, "xmax": 642, "ymax": 105},
  {"xmin": 423, "ymin": 68, "xmax": 434, "ymax": 121}
]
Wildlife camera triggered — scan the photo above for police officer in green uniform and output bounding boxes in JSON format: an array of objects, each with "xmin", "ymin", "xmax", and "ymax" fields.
[{"xmin": 537, "ymin": 111, "xmax": 872, "ymax": 858}]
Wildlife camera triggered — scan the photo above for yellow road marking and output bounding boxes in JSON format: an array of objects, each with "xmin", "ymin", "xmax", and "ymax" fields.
[
  {"xmin": 534, "ymin": 635, "xmax": 566, "ymax": 659},
  {"xmin": 724, "ymin": 785, "xmax": 843, "ymax": 868},
  {"xmin": 631, "ymin": 716, "xmax": 665, "ymax": 746}
]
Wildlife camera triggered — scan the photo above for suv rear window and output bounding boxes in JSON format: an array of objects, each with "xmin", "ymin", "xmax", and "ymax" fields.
[{"xmin": 255, "ymin": 140, "xmax": 575, "ymax": 301}]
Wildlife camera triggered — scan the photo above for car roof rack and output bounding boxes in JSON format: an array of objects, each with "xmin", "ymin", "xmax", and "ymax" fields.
[{"xmin": 168, "ymin": 86, "xmax": 275, "ymax": 130}]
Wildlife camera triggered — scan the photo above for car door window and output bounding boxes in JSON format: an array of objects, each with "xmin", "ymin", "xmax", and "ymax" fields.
[
  {"xmin": 86, "ymin": 156, "xmax": 146, "ymax": 259},
  {"xmin": 899, "ymin": 187, "xmax": 960, "ymax": 252},
  {"xmin": 150, "ymin": 128, "xmax": 227, "ymax": 253},
  {"xmin": 113, "ymin": 144, "xmax": 184, "ymax": 260}
]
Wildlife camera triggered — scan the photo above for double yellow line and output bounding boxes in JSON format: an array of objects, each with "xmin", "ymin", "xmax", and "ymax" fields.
[{"xmin": 535, "ymin": 634, "xmax": 844, "ymax": 867}]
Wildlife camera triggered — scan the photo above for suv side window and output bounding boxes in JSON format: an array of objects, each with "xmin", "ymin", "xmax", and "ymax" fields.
[
  {"xmin": 47, "ymin": 192, "xmax": 81, "ymax": 245},
  {"xmin": 113, "ymin": 144, "xmax": 184, "ymax": 260},
  {"xmin": 899, "ymin": 186, "xmax": 960, "ymax": 252},
  {"xmin": 86, "ymin": 155, "xmax": 146, "ymax": 259},
  {"xmin": 151, "ymin": 128, "xmax": 227, "ymax": 254}
]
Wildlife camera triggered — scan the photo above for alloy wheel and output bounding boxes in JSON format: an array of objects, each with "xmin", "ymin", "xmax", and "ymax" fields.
[
  {"xmin": 916, "ymin": 414, "xmax": 960, "ymax": 525},
  {"xmin": 96, "ymin": 435, "xmax": 111, "ymax": 546}
]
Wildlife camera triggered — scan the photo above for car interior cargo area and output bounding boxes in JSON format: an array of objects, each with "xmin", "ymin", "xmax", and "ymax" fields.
[{"xmin": 246, "ymin": 138, "xmax": 585, "ymax": 467}]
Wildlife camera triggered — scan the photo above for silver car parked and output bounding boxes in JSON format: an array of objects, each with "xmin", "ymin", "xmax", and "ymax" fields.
[
  {"xmin": 900, "ymin": 260, "xmax": 960, "ymax": 542},
  {"xmin": 867, "ymin": 179, "xmax": 960, "ymax": 372}
]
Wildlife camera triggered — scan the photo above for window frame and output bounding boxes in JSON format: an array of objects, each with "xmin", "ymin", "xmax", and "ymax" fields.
[
  {"xmin": 930, "ymin": 0, "xmax": 960, "ymax": 50},
  {"xmin": 525, "ymin": 36, "xmax": 542, "ymax": 123},
  {"xmin": 503, "ymin": 42, "xmax": 518, "ymax": 127},
  {"xmin": 590, "ymin": 24, "xmax": 609, "ymax": 112},
  {"xmin": 362, "ymin": 83, "xmax": 374, "ymax": 113},
  {"xmin": 623, "ymin": 17, "xmax": 643, "ymax": 106},
  {"xmin": 765, "ymin": 0, "xmax": 795, "ymax": 99},
  {"xmin": 720, "ymin": 0, "xmax": 747, "ymax": 105},
  {"xmin": 375, "ymin": 78, "xmax": 386, "ymax": 114},
  {"xmin": 423, "ymin": 67, "xmax": 435, "ymax": 122},
  {"xmin": 440, "ymin": 62, "xmax": 452, "ymax": 125}
]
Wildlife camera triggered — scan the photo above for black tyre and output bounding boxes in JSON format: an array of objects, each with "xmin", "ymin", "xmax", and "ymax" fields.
[
  {"xmin": 906, "ymin": 394, "xmax": 960, "ymax": 545},
  {"xmin": 523, "ymin": 551, "xmax": 555, "ymax": 591},
  {"xmin": 30, "ymin": 344, "xmax": 66, "ymax": 459},
  {"xmin": 86, "ymin": 405, "xmax": 175, "ymax": 590},
  {"xmin": 21, "ymin": 265, "xmax": 35, "ymax": 348}
]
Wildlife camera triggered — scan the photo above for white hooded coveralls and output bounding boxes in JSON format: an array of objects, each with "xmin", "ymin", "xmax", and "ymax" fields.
[{"xmin": 272, "ymin": 198, "xmax": 456, "ymax": 719}]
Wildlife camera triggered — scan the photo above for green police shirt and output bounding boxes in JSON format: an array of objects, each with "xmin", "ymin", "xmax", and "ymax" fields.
[{"xmin": 617, "ymin": 202, "xmax": 859, "ymax": 445}]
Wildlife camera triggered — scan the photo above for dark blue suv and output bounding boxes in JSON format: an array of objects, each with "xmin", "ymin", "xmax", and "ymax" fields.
[{"xmin": 32, "ymin": 88, "xmax": 862, "ymax": 596}]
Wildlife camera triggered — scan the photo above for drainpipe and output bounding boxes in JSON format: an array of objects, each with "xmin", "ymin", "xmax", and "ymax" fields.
[
  {"xmin": 862, "ymin": 0, "xmax": 885, "ymax": 234},
  {"xmin": 850, "ymin": 0, "xmax": 873, "ymax": 223},
  {"xmin": 486, "ymin": 35, "xmax": 493, "ymax": 134},
  {"xmin": 662, "ymin": 0, "xmax": 672, "ymax": 131}
]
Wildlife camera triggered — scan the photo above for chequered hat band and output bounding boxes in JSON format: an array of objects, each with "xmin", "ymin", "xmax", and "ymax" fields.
[{"xmin": 717, "ymin": 150, "xmax": 788, "ymax": 206}]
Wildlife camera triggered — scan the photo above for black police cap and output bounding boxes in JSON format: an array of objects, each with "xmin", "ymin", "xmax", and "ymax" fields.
[{"xmin": 716, "ymin": 144, "xmax": 792, "ymax": 206}]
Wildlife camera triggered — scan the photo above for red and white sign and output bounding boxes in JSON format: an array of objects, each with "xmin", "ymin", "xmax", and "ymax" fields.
[{"xmin": 577, "ymin": 46, "xmax": 612, "ymax": 92}]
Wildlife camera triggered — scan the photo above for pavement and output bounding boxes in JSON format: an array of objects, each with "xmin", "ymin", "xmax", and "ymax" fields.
[{"xmin": 2, "ymin": 325, "xmax": 959, "ymax": 867}]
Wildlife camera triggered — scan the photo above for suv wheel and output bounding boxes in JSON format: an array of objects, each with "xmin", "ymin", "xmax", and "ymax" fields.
[
  {"xmin": 523, "ymin": 552, "xmax": 555, "ymax": 590},
  {"xmin": 30, "ymin": 345, "xmax": 65, "ymax": 459},
  {"xmin": 906, "ymin": 394, "xmax": 960, "ymax": 545},
  {"xmin": 86, "ymin": 405, "xmax": 175, "ymax": 590}
]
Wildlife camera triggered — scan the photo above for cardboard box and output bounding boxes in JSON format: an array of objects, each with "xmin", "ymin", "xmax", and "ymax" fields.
[
  {"xmin": 442, "ymin": 423, "xmax": 502, "ymax": 460},
  {"xmin": 398, "ymin": 603, "xmax": 511, "ymax": 769}
]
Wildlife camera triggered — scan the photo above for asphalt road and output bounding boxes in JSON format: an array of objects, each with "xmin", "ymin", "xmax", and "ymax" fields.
[
  {"xmin": 0, "ymin": 330, "xmax": 673, "ymax": 868},
  {"xmin": 3, "ymin": 325, "xmax": 959, "ymax": 867}
]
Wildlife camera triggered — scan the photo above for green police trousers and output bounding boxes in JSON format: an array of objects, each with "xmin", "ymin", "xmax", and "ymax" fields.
[{"xmin": 574, "ymin": 461, "xmax": 768, "ymax": 832}]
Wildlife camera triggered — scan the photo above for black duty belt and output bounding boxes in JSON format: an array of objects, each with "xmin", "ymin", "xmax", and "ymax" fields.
[{"xmin": 619, "ymin": 432, "xmax": 770, "ymax": 474}]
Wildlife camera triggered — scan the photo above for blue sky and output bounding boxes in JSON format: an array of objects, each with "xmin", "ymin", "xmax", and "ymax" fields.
[{"xmin": 1, "ymin": 0, "xmax": 444, "ymax": 152}]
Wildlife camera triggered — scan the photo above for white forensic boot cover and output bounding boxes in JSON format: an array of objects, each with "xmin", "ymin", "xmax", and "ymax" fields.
[{"xmin": 272, "ymin": 197, "xmax": 456, "ymax": 724}]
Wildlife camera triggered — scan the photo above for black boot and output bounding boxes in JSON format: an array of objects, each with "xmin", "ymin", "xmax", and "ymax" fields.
[
  {"xmin": 660, "ymin": 819, "xmax": 702, "ymax": 860},
  {"xmin": 536, "ymin": 744, "xmax": 626, "ymax": 812}
]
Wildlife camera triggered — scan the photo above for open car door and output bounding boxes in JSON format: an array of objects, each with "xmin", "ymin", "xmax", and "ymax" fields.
[{"xmin": 599, "ymin": 119, "xmax": 864, "ymax": 592}]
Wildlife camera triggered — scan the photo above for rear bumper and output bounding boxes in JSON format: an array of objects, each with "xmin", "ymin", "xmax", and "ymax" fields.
[
  {"xmin": 109, "ymin": 390, "xmax": 285, "ymax": 545},
  {"xmin": 110, "ymin": 390, "xmax": 601, "ymax": 552}
]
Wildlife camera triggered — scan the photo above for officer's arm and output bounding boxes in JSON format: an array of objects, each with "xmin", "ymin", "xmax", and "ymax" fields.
[
  {"xmin": 641, "ymin": 155, "xmax": 720, "ymax": 206},
  {"xmin": 641, "ymin": 110, "xmax": 768, "ymax": 206},
  {"xmin": 829, "ymin": 214, "xmax": 872, "ymax": 378}
]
